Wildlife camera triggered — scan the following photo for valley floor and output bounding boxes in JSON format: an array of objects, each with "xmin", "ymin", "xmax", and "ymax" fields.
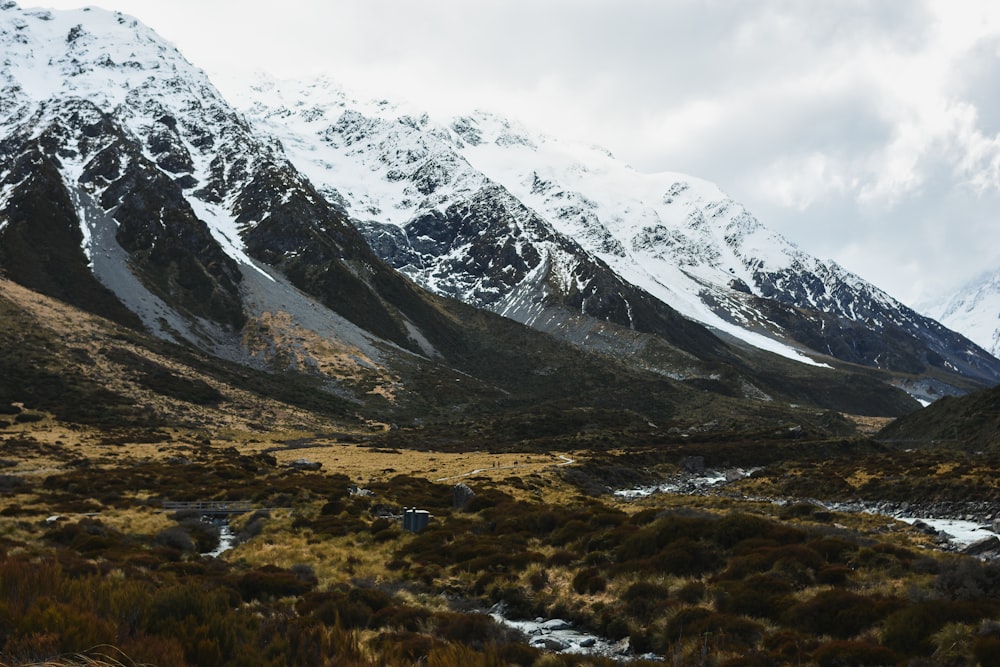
[{"xmin": 1, "ymin": 414, "xmax": 999, "ymax": 666}]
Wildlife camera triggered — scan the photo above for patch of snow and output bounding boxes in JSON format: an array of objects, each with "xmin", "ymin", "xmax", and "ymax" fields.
[
  {"xmin": 187, "ymin": 197, "xmax": 275, "ymax": 282},
  {"xmin": 225, "ymin": 74, "xmax": 864, "ymax": 367}
]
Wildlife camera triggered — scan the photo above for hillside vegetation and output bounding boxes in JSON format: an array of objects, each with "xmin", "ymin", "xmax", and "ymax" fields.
[{"xmin": 2, "ymin": 312, "xmax": 1000, "ymax": 666}]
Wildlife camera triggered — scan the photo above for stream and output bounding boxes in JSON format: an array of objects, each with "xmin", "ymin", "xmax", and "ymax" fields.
[
  {"xmin": 491, "ymin": 467, "xmax": 999, "ymax": 661},
  {"xmin": 203, "ymin": 519, "xmax": 236, "ymax": 558},
  {"xmin": 616, "ymin": 469, "xmax": 1000, "ymax": 555}
]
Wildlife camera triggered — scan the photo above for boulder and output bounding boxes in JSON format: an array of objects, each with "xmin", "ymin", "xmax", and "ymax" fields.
[
  {"xmin": 453, "ymin": 483, "xmax": 476, "ymax": 510},
  {"xmin": 531, "ymin": 637, "xmax": 569, "ymax": 652},
  {"xmin": 289, "ymin": 458, "xmax": 322, "ymax": 471},
  {"xmin": 542, "ymin": 619, "xmax": 572, "ymax": 631},
  {"xmin": 963, "ymin": 536, "xmax": 1000, "ymax": 558},
  {"xmin": 679, "ymin": 456, "xmax": 705, "ymax": 474}
]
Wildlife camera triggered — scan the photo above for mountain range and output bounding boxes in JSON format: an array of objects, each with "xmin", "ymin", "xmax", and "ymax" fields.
[
  {"xmin": 227, "ymin": 74, "xmax": 1000, "ymax": 395},
  {"xmin": 0, "ymin": 2, "xmax": 996, "ymax": 431},
  {"xmin": 924, "ymin": 268, "xmax": 1000, "ymax": 361}
]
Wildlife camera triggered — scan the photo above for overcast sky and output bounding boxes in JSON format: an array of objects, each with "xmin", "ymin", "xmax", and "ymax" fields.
[{"xmin": 38, "ymin": 0, "xmax": 1000, "ymax": 309}]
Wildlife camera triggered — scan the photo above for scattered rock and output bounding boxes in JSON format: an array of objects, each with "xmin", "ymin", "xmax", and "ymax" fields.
[
  {"xmin": 289, "ymin": 458, "xmax": 322, "ymax": 471},
  {"xmin": 531, "ymin": 637, "xmax": 570, "ymax": 652},
  {"xmin": 453, "ymin": 483, "xmax": 476, "ymax": 510},
  {"xmin": 679, "ymin": 456, "xmax": 704, "ymax": 474},
  {"xmin": 542, "ymin": 619, "xmax": 572, "ymax": 632},
  {"xmin": 963, "ymin": 536, "xmax": 1000, "ymax": 558}
]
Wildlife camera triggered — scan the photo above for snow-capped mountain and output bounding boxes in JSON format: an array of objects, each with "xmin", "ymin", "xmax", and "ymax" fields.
[
  {"xmin": 0, "ymin": 2, "xmax": 611, "ymax": 410},
  {"xmin": 925, "ymin": 269, "xmax": 1000, "ymax": 359},
  {"xmin": 0, "ymin": 2, "xmax": 984, "ymax": 419},
  {"xmin": 229, "ymin": 74, "xmax": 1000, "ymax": 388}
]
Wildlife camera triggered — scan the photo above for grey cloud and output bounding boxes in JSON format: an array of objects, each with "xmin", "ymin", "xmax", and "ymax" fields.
[{"xmin": 951, "ymin": 36, "xmax": 1000, "ymax": 137}]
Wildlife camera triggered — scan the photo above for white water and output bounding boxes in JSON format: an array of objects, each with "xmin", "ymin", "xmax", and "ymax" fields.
[
  {"xmin": 204, "ymin": 521, "xmax": 236, "ymax": 558},
  {"xmin": 895, "ymin": 516, "xmax": 999, "ymax": 549}
]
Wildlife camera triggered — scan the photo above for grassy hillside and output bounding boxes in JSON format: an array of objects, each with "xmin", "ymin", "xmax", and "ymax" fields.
[{"xmin": 877, "ymin": 383, "xmax": 1000, "ymax": 452}]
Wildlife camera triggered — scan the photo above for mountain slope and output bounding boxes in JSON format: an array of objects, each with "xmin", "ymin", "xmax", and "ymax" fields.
[
  {"xmin": 878, "ymin": 380, "xmax": 1000, "ymax": 452},
  {"xmin": 229, "ymin": 75, "xmax": 1000, "ymax": 393},
  {"xmin": 924, "ymin": 268, "xmax": 1000, "ymax": 360},
  {"xmin": 0, "ymin": 3, "xmax": 926, "ymax": 421}
]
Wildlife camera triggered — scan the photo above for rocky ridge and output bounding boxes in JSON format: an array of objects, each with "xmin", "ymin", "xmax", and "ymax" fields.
[{"xmin": 230, "ymin": 74, "xmax": 1000, "ymax": 393}]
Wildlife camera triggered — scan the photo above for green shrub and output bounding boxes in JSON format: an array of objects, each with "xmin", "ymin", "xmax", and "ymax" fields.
[
  {"xmin": 974, "ymin": 636, "xmax": 1000, "ymax": 666},
  {"xmin": 155, "ymin": 525, "xmax": 196, "ymax": 553},
  {"xmin": 934, "ymin": 558, "xmax": 1000, "ymax": 601},
  {"xmin": 550, "ymin": 519, "xmax": 590, "ymax": 547},
  {"xmin": 807, "ymin": 536, "xmax": 860, "ymax": 564},
  {"xmin": 713, "ymin": 512, "xmax": 805, "ymax": 549},
  {"xmin": 811, "ymin": 639, "xmax": 898, "ymax": 667},
  {"xmin": 376, "ymin": 631, "xmax": 441, "ymax": 662},
  {"xmin": 433, "ymin": 611, "xmax": 512, "ymax": 648},
  {"xmin": 621, "ymin": 581, "xmax": 671, "ymax": 622},
  {"xmin": 237, "ymin": 566, "xmax": 315, "ymax": 601},
  {"xmin": 663, "ymin": 606, "xmax": 714, "ymax": 644},
  {"xmin": 881, "ymin": 600, "xmax": 999, "ymax": 656},
  {"xmin": 720, "ymin": 653, "xmax": 778, "ymax": 667},
  {"xmin": 784, "ymin": 590, "xmax": 902, "ymax": 639},
  {"xmin": 675, "ymin": 580, "xmax": 706, "ymax": 604},
  {"xmin": 716, "ymin": 574, "xmax": 794, "ymax": 620},
  {"xmin": 296, "ymin": 587, "xmax": 393, "ymax": 629},
  {"xmin": 816, "ymin": 564, "xmax": 853, "ymax": 585},
  {"xmin": 572, "ymin": 567, "xmax": 607, "ymax": 594},
  {"xmin": 616, "ymin": 512, "xmax": 715, "ymax": 563},
  {"xmin": 370, "ymin": 605, "xmax": 429, "ymax": 632},
  {"xmin": 763, "ymin": 630, "xmax": 818, "ymax": 664}
]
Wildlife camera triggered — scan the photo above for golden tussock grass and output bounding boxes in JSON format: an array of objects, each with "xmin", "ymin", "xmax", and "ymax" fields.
[{"xmin": 225, "ymin": 507, "xmax": 407, "ymax": 588}]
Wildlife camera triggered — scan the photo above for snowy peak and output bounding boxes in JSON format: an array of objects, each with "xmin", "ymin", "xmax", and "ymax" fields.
[
  {"xmin": 233, "ymin": 73, "xmax": 1000, "ymax": 388},
  {"xmin": 0, "ymin": 3, "xmax": 992, "ymax": 420},
  {"xmin": 928, "ymin": 269, "xmax": 1000, "ymax": 359},
  {"xmin": 0, "ymin": 3, "xmax": 479, "ymax": 364},
  {"xmin": 2, "ymin": 3, "xmax": 203, "ymax": 119}
]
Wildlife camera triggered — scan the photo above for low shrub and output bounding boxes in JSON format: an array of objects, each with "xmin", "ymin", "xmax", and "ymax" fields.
[
  {"xmin": 376, "ymin": 631, "xmax": 441, "ymax": 662},
  {"xmin": 974, "ymin": 636, "xmax": 1000, "ymax": 666},
  {"xmin": 621, "ymin": 581, "xmax": 671, "ymax": 622},
  {"xmin": 572, "ymin": 567, "xmax": 607, "ymax": 594},
  {"xmin": 433, "ymin": 611, "xmax": 513, "ymax": 648},
  {"xmin": 237, "ymin": 566, "xmax": 315, "ymax": 601},
  {"xmin": 811, "ymin": 639, "xmax": 898, "ymax": 667},
  {"xmin": 934, "ymin": 557, "xmax": 1000, "ymax": 601},
  {"xmin": 716, "ymin": 573, "xmax": 794, "ymax": 620},
  {"xmin": 714, "ymin": 512, "xmax": 803, "ymax": 549},
  {"xmin": 675, "ymin": 580, "xmax": 706, "ymax": 604},
  {"xmin": 370, "ymin": 605, "xmax": 428, "ymax": 632},
  {"xmin": 784, "ymin": 590, "xmax": 902, "ymax": 639},
  {"xmin": 881, "ymin": 600, "xmax": 1000, "ymax": 656}
]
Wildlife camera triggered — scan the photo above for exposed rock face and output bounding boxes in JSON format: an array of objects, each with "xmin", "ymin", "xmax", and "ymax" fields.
[
  {"xmin": 234, "ymin": 76, "xmax": 1000, "ymax": 391},
  {"xmin": 452, "ymin": 483, "xmax": 475, "ymax": 510},
  {"xmin": 0, "ymin": 3, "xmax": 961, "ymax": 419},
  {"xmin": 963, "ymin": 536, "xmax": 1000, "ymax": 558}
]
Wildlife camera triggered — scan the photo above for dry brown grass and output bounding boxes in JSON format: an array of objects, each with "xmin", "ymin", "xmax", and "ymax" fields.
[
  {"xmin": 843, "ymin": 413, "xmax": 894, "ymax": 435},
  {"xmin": 226, "ymin": 506, "xmax": 409, "ymax": 588},
  {"xmin": 248, "ymin": 439, "xmax": 578, "ymax": 490}
]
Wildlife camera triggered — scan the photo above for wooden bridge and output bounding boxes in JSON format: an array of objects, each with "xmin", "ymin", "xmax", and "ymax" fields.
[{"xmin": 161, "ymin": 500, "xmax": 253, "ymax": 515}]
